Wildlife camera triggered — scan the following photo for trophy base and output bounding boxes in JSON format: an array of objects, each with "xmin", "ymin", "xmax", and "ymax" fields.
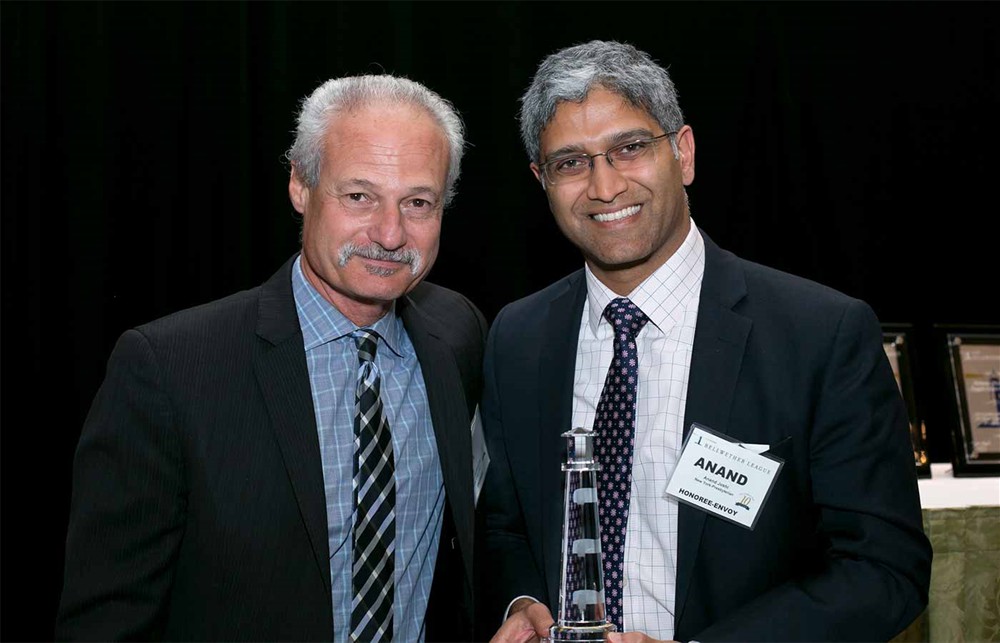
[{"xmin": 543, "ymin": 621, "xmax": 617, "ymax": 642}]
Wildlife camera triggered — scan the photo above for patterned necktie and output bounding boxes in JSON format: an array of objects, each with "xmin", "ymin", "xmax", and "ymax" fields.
[
  {"xmin": 593, "ymin": 297, "xmax": 649, "ymax": 632},
  {"xmin": 350, "ymin": 329, "xmax": 395, "ymax": 643}
]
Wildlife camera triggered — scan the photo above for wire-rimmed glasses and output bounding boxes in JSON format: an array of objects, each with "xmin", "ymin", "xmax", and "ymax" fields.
[{"xmin": 538, "ymin": 132, "xmax": 676, "ymax": 186}]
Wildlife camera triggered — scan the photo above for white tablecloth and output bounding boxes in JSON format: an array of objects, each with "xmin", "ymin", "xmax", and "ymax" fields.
[{"xmin": 917, "ymin": 462, "xmax": 1000, "ymax": 509}]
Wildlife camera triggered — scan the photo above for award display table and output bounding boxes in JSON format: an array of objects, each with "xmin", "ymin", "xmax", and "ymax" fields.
[
  {"xmin": 918, "ymin": 463, "xmax": 1000, "ymax": 509},
  {"xmin": 894, "ymin": 463, "xmax": 1000, "ymax": 642}
]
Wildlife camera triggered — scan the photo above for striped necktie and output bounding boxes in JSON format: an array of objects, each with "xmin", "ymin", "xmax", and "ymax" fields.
[{"xmin": 350, "ymin": 329, "xmax": 395, "ymax": 642}]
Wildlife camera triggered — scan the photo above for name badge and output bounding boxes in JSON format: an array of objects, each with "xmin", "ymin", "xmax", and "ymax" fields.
[
  {"xmin": 665, "ymin": 424, "xmax": 783, "ymax": 530},
  {"xmin": 470, "ymin": 406, "xmax": 490, "ymax": 507}
]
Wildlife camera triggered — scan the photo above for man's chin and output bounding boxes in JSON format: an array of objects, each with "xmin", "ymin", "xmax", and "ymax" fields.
[
  {"xmin": 341, "ymin": 263, "xmax": 431, "ymax": 307},
  {"xmin": 587, "ymin": 251, "xmax": 654, "ymax": 273},
  {"xmin": 351, "ymin": 280, "xmax": 418, "ymax": 306}
]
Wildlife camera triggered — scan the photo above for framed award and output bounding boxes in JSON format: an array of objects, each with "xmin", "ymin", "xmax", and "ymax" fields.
[
  {"xmin": 945, "ymin": 331, "xmax": 1000, "ymax": 477},
  {"xmin": 882, "ymin": 325, "xmax": 930, "ymax": 478}
]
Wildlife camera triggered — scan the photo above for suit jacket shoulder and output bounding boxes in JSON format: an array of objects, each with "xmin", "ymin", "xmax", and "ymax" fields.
[
  {"xmin": 401, "ymin": 280, "xmax": 488, "ymax": 391},
  {"xmin": 705, "ymin": 236, "xmax": 867, "ymax": 315},
  {"xmin": 404, "ymin": 281, "xmax": 488, "ymax": 346},
  {"xmin": 494, "ymin": 270, "xmax": 584, "ymax": 319},
  {"xmin": 698, "ymin": 233, "xmax": 885, "ymax": 364},
  {"xmin": 488, "ymin": 270, "xmax": 586, "ymax": 347},
  {"xmin": 136, "ymin": 255, "xmax": 300, "ymax": 347}
]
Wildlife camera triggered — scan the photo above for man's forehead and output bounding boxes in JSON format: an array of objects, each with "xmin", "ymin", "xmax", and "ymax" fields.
[
  {"xmin": 540, "ymin": 93, "xmax": 658, "ymax": 153},
  {"xmin": 324, "ymin": 104, "xmax": 446, "ymax": 146},
  {"xmin": 335, "ymin": 175, "xmax": 442, "ymax": 196},
  {"xmin": 320, "ymin": 107, "xmax": 448, "ymax": 168}
]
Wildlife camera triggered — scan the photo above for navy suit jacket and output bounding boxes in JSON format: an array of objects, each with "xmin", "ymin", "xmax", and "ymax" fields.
[
  {"xmin": 476, "ymin": 231, "xmax": 931, "ymax": 642},
  {"xmin": 57, "ymin": 255, "xmax": 487, "ymax": 641}
]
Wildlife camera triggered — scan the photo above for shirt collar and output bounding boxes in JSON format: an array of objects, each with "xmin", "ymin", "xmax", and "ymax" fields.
[
  {"xmin": 584, "ymin": 218, "xmax": 706, "ymax": 334},
  {"xmin": 292, "ymin": 255, "xmax": 407, "ymax": 358}
]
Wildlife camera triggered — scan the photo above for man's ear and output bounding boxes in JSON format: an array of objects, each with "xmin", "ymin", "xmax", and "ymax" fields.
[
  {"xmin": 529, "ymin": 162, "xmax": 546, "ymax": 190},
  {"xmin": 288, "ymin": 165, "xmax": 309, "ymax": 214},
  {"xmin": 675, "ymin": 125, "xmax": 696, "ymax": 186}
]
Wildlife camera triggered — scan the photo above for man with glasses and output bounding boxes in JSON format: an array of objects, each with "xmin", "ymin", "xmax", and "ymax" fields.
[{"xmin": 476, "ymin": 40, "xmax": 930, "ymax": 642}]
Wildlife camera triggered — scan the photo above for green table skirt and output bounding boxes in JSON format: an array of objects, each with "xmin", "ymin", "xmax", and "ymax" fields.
[{"xmin": 893, "ymin": 506, "xmax": 1000, "ymax": 642}]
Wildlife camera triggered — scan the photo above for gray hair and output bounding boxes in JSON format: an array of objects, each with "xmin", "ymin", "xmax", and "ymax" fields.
[
  {"xmin": 519, "ymin": 40, "xmax": 685, "ymax": 164},
  {"xmin": 287, "ymin": 74, "xmax": 465, "ymax": 206}
]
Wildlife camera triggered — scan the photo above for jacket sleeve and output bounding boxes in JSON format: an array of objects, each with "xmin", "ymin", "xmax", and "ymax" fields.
[
  {"xmin": 56, "ymin": 329, "xmax": 186, "ymax": 641},
  {"xmin": 474, "ymin": 306, "xmax": 550, "ymax": 641},
  {"xmin": 693, "ymin": 299, "xmax": 932, "ymax": 641}
]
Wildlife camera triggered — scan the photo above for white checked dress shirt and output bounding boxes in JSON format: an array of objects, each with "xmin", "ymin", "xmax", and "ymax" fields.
[{"xmin": 572, "ymin": 220, "xmax": 705, "ymax": 639}]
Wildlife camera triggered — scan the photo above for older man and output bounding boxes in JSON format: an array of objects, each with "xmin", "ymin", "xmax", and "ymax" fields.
[
  {"xmin": 57, "ymin": 75, "xmax": 485, "ymax": 642},
  {"xmin": 477, "ymin": 41, "xmax": 930, "ymax": 642}
]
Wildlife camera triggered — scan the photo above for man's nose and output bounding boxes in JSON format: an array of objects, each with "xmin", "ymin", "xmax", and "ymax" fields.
[
  {"xmin": 586, "ymin": 154, "xmax": 628, "ymax": 203},
  {"xmin": 368, "ymin": 204, "xmax": 406, "ymax": 250}
]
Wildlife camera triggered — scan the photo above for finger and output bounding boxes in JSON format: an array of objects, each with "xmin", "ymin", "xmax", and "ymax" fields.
[
  {"xmin": 524, "ymin": 602, "xmax": 556, "ymax": 635},
  {"xmin": 490, "ymin": 613, "xmax": 547, "ymax": 643}
]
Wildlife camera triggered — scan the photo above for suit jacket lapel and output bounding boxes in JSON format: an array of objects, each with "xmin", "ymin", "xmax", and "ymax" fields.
[
  {"xmin": 399, "ymin": 294, "xmax": 475, "ymax": 587},
  {"xmin": 674, "ymin": 233, "xmax": 751, "ymax": 628},
  {"xmin": 254, "ymin": 256, "xmax": 332, "ymax": 595},
  {"xmin": 538, "ymin": 271, "xmax": 588, "ymax": 598}
]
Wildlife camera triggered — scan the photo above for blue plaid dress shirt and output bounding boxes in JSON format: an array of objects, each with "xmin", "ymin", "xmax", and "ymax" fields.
[{"xmin": 292, "ymin": 256, "xmax": 445, "ymax": 642}]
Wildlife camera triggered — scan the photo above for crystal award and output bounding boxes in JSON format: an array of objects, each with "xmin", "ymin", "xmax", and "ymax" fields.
[{"xmin": 545, "ymin": 427, "xmax": 616, "ymax": 642}]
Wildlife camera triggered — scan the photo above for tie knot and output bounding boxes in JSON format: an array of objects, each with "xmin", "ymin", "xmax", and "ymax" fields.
[
  {"xmin": 603, "ymin": 297, "xmax": 648, "ymax": 339},
  {"xmin": 352, "ymin": 329, "xmax": 380, "ymax": 363}
]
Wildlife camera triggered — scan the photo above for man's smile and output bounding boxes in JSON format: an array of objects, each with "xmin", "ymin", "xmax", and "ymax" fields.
[{"xmin": 590, "ymin": 204, "xmax": 641, "ymax": 223}]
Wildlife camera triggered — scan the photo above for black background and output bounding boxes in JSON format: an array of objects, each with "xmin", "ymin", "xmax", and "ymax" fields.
[{"xmin": 2, "ymin": 2, "xmax": 997, "ymax": 639}]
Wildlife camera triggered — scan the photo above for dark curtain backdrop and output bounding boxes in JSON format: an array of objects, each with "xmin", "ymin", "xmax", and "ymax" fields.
[{"xmin": 2, "ymin": 1, "xmax": 997, "ymax": 639}]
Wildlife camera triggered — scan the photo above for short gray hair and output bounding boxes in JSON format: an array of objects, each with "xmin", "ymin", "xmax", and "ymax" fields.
[
  {"xmin": 519, "ymin": 40, "xmax": 685, "ymax": 164},
  {"xmin": 287, "ymin": 74, "xmax": 465, "ymax": 206}
]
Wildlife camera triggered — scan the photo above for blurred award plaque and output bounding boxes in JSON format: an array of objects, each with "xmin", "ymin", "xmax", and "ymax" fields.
[
  {"xmin": 946, "ymin": 332, "xmax": 1000, "ymax": 477},
  {"xmin": 882, "ymin": 326, "xmax": 930, "ymax": 478}
]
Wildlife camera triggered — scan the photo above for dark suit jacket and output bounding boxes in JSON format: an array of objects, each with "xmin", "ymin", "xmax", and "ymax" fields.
[
  {"xmin": 476, "ymin": 231, "xmax": 931, "ymax": 642},
  {"xmin": 57, "ymin": 255, "xmax": 487, "ymax": 641}
]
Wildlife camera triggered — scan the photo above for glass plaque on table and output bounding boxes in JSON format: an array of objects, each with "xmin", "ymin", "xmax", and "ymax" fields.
[
  {"xmin": 882, "ymin": 326, "xmax": 931, "ymax": 478},
  {"xmin": 946, "ymin": 332, "xmax": 1000, "ymax": 477}
]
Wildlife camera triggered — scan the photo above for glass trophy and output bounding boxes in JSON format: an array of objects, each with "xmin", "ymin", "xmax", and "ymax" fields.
[{"xmin": 544, "ymin": 427, "xmax": 616, "ymax": 642}]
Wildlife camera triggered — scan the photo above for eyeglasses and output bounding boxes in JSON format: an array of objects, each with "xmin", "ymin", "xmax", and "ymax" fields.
[{"xmin": 538, "ymin": 132, "xmax": 676, "ymax": 186}]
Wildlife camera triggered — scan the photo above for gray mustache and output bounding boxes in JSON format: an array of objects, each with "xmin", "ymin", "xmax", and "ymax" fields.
[{"xmin": 338, "ymin": 243, "xmax": 422, "ymax": 275}]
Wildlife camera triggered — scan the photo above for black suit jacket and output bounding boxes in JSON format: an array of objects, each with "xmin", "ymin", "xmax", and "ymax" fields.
[
  {"xmin": 57, "ymin": 255, "xmax": 487, "ymax": 641},
  {"xmin": 476, "ymin": 231, "xmax": 931, "ymax": 642}
]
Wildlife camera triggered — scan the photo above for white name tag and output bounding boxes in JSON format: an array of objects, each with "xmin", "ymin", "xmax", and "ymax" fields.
[
  {"xmin": 665, "ymin": 424, "xmax": 783, "ymax": 530},
  {"xmin": 470, "ymin": 406, "xmax": 490, "ymax": 507}
]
